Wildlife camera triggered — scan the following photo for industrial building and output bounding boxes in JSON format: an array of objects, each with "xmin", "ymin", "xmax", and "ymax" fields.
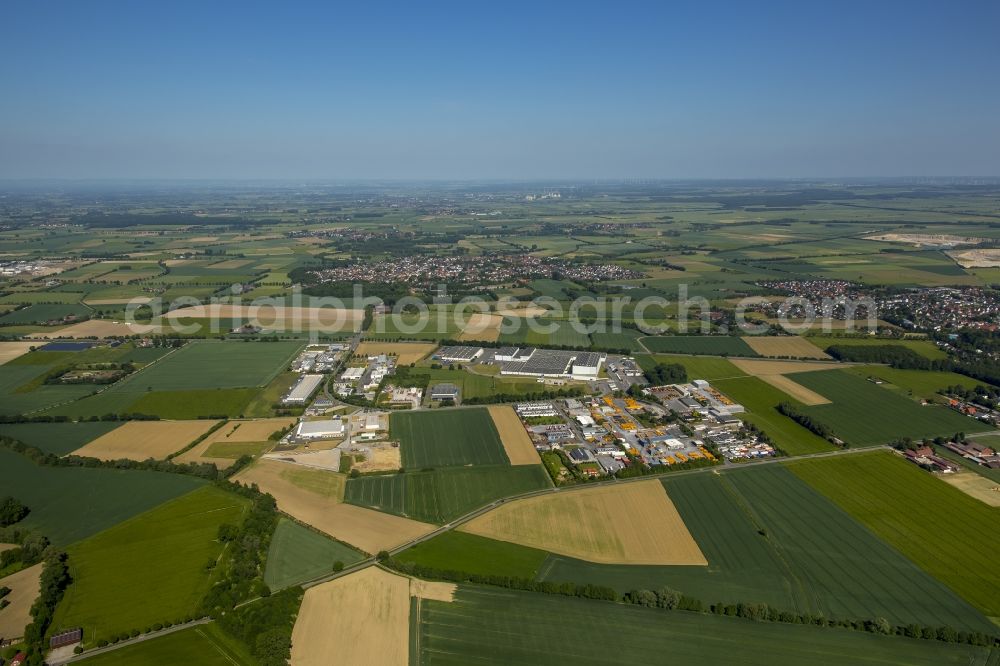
[
  {"xmin": 282, "ymin": 374, "xmax": 324, "ymax": 404},
  {"xmin": 295, "ymin": 418, "xmax": 346, "ymax": 440},
  {"xmin": 570, "ymin": 351, "xmax": 605, "ymax": 378},
  {"xmin": 437, "ymin": 346, "xmax": 484, "ymax": 362},
  {"xmin": 499, "ymin": 348, "xmax": 606, "ymax": 379},
  {"xmin": 429, "ymin": 382, "xmax": 461, "ymax": 401}
]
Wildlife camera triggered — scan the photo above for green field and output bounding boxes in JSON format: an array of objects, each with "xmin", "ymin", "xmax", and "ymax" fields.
[
  {"xmin": 263, "ymin": 518, "xmax": 364, "ymax": 590},
  {"xmin": 639, "ymin": 335, "xmax": 759, "ymax": 356},
  {"xmin": 540, "ymin": 468, "xmax": 992, "ymax": 632},
  {"xmin": 0, "ymin": 302, "xmax": 91, "ymax": 324},
  {"xmin": 589, "ymin": 328, "xmax": 646, "ymax": 351},
  {"xmin": 498, "ymin": 319, "xmax": 592, "ymax": 348},
  {"xmin": 344, "ymin": 465, "xmax": 550, "ymax": 524},
  {"xmin": 74, "ymin": 624, "xmax": 254, "ymax": 666},
  {"xmin": 0, "ymin": 448, "xmax": 207, "ymax": 546},
  {"xmin": 0, "ymin": 421, "xmax": 122, "ymax": 455},
  {"xmin": 127, "ymin": 388, "xmax": 258, "ymax": 419},
  {"xmin": 115, "ymin": 341, "xmax": 302, "ymax": 390},
  {"xmin": 414, "ymin": 586, "xmax": 994, "ymax": 666},
  {"xmin": 636, "ymin": 353, "xmax": 747, "ymax": 381},
  {"xmin": 790, "ymin": 451, "xmax": 1000, "ymax": 619},
  {"xmin": 51, "ymin": 486, "xmax": 249, "ymax": 646},
  {"xmin": 806, "ymin": 336, "xmax": 948, "ymax": 360},
  {"xmin": 790, "ymin": 369, "xmax": 993, "ymax": 445},
  {"xmin": 844, "ymin": 365, "xmax": 987, "ymax": 399},
  {"xmin": 392, "ymin": 408, "xmax": 509, "ymax": 469},
  {"xmin": 712, "ymin": 375, "xmax": 835, "ymax": 455},
  {"xmin": 8, "ymin": 341, "xmax": 299, "ymax": 419},
  {"xmin": 396, "ymin": 531, "xmax": 548, "ymax": 579}
]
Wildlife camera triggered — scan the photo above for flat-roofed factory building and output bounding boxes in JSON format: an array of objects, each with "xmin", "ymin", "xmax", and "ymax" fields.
[
  {"xmin": 499, "ymin": 348, "xmax": 606, "ymax": 379},
  {"xmin": 295, "ymin": 418, "xmax": 346, "ymax": 440},
  {"xmin": 437, "ymin": 346, "xmax": 484, "ymax": 362},
  {"xmin": 282, "ymin": 374, "xmax": 324, "ymax": 404}
]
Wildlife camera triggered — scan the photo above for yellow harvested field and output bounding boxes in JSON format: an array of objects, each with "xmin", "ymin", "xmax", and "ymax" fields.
[
  {"xmin": 744, "ymin": 336, "xmax": 831, "ymax": 359},
  {"xmin": 488, "ymin": 405, "xmax": 540, "ymax": 465},
  {"xmin": 497, "ymin": 302, "xmax": 549, "ymax": 318},
  {"xmin": 73, "ymin": 420, "xmax": 220, "ymax": 461},
  {"xmin": 0, "ymin": 563, "xmax": 43, "ymax": 640},
  {"xmin": 174, "ymin": 417, "xmax": 294, "ymax": 467},
  {"xmin": 352, "ymin": 446, "xmax": 401, "ymax": 473},
  {"xmin": 729, "ymin": 358, "xmax": 838, "ymax": 405},
  {"xmin": 457, "ymin": 313, "xmax": 502, "ymax": 342},
  {"xmin": 292, "ymin": 567, "xmax": 410, "ymax": 666},
  {"xmin": 940, "ymin": 472, "xmax": 1000, "ymax": 507},
  {"xmin": 410, "ymin": 578, "xmax": 456, "ymax": 602},
  {"xmin": 461, "ymin": 480, "xmax": 706, "ymax": 565},
  {"xmin": 29, "ymin": 319, "xmax": 160, "ymax": 338},
  {"xmin": 204, "ymin": 417, "xmax": 295, "ymax": 443},
  {"xmin": 291, "ymin": 567, "xmax": 454, "ymax": 666},
  {"xmin": 164, "ymin": 304, "xmax": 364, "ymax": 332},
  {"xmin": 235, "ymin": 459, "xmax": 434, "ymax": 554},
  {"xmin": 355, "ymin": 342, "xmax": 437, "ymax": 365},
  {"xmin": 0, "ymin": 543, "xmax": 18, "ymax": 554},
  {"xmin": 0, "ymin": 342, "xmax": 36, "ymax": 365},
  {"xmin": 756, "ymin": 374, "xmax": 830, "ymax": 405}
]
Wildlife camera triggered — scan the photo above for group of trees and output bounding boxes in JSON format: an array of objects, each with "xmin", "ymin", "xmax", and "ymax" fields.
[
  {"xmin": 385, "ymin": 558, "xmax": 617, "ymax": 601},
  {"xmin": 0, "ymin": 495, "xmax": 29, "ymax": 527},
  {"xmin": 0, "ymin": 412, "xmax": 161, "ymax": 425},
  {"xmin": 216, "ymin": 587, "xmax": 303, "ymax": 666},
  {"xmin": 0, "ymin": 435, "xmax": 239, "ymax": 482},
  {"xmin": 18, "ymin": 553, "xmax": 71, "ymax": 665},
  {"xmin": 643, "ymin": 361, "xmax": 687, "ymax": 385},
  {"xmin": 462, "ymin": 386, "xmax": 587, "ymax": 406},
  {"xmin": 776, "ymin": 402, "xmax": 841, "ymax": 445},
  {"xmin": 200, "ymin": 478, "xmax": 280, "ymax": 615},
  {"xmin": 825, "ymin": 344, "xmax": 928, "ymax": 366}
]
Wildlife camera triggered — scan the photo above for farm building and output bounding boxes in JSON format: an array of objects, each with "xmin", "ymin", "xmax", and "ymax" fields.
[
  {"xmin": 295, "ymin": 418, "xmax": 346, "ymax": 440},
  {"xmin": 429, "ymin": 383, "xmax": 460, "ymax": 401},
  {"xmin": 438, "ymin": 346, "xmax": 484, "ymax": 362}
]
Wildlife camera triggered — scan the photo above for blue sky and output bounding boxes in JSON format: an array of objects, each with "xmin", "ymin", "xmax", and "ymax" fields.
[{"xmin": 1, "ymin": 0, "xmax": 998, "ymax": 179}]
